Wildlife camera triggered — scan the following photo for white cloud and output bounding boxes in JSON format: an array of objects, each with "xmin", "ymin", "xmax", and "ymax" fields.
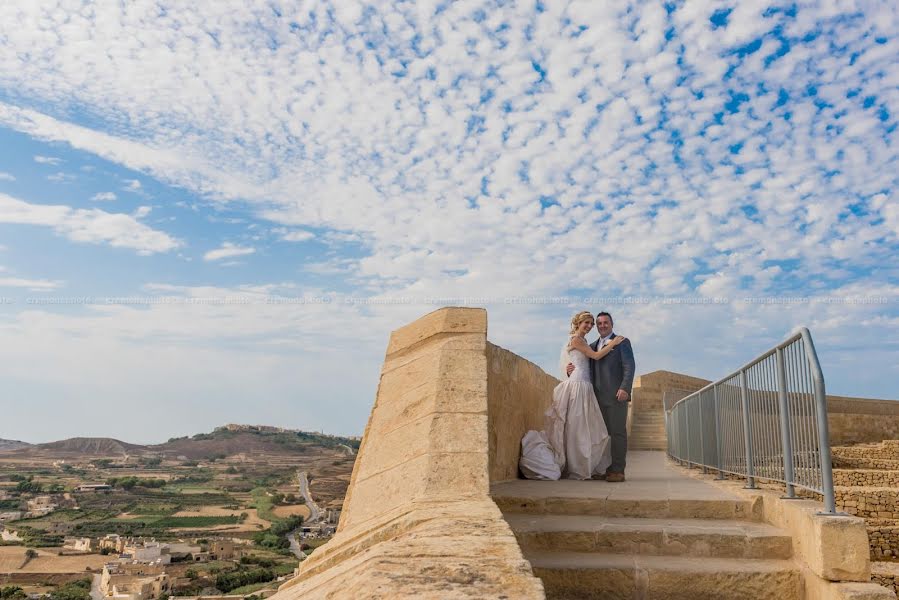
[
  {"xmin": 133, "ymin": 206, "xmax": 152, "ymax": 218},
  {"xmin": 275, "ymin": 229, "xmax": 314, "ymax": 242},
  {"xmin": 0, "ymin": 172, "xmax": 14, "ymax": 181},
  {"xmin": 0, "ymin": 277, "xmax": 63, "ymax": 291},
  {"xmin": 0, "ymin": 192, "xmax": 181, "ymax": 255},
  {"xmin": 33, "ymin": 155, "xmax": 61, "ymax": 165},
  {"xmin": 203, "ymin": 242, "xmax": 255, "ymax": 262},
  {"xmin": 91, "ymin": 192, "xmax": 117, "ymax": 202},
  {"xmin": 124, "ymin": 179, "xmax": 141, "ymax": 191},
  {"xmin": 0, "ymin": 0, "xmax": 895, "ymax": 442},
  {"xmin": 47, "ymin": 171, "xmax": 76, "ymax": 183}
]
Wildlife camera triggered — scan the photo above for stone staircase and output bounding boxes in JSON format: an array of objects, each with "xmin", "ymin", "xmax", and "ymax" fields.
[
  {"xmin": 628, "ymin": 410, "xmax": 667, "ymax": 451},
  {"xmin": 492, "ymin": 452, "xmax": 802, "ymax": 599}
]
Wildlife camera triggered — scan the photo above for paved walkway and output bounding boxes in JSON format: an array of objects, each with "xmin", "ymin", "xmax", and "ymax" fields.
[{"xmin": 491, "ymin": 451, "xmax": 743, "ymax": 503}]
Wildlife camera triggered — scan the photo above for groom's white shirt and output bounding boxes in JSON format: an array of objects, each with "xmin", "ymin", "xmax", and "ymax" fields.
[{"xmin": 598, "ymin": 332, "xmax": 614, "ymax": 349}]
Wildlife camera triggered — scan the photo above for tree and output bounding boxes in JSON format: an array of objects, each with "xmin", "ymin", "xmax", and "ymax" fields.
[
  {"xmin": 47, "ymin": 579, "xmax": 91, "ymax": 600},
  {"xmin": 0, "ymin": 586, "xmax": 27, "ymax": 600}
]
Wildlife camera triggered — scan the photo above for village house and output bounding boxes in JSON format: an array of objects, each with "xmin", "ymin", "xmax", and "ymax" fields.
[
  {"xmin": 75, "ymin": 483, "xmax": 112, "ymax": 492},
  {"xmin": 208, "ymin": 540, "xmax": 241, "ymax": 561},
  {"xmin": 121, "ymin": 540, "xmax": 172, "ymax": 565},
  {"xmin": 63, "ymin": 537, "xmax": 98, "ymax": 552},
  {"xmin": 100, "ymin": 534, "xmax": 125, "ymax": 553},
  {"xmin": 162, "ymin": 542, "xmax": 202, "ymax": 562},
  {"xmin": 100, "ymin": 563, "xmax": 169, "ymax": 600},
  {"xmin": 25, "ymin": 495, "xmax": 57, "ymax": 516}
]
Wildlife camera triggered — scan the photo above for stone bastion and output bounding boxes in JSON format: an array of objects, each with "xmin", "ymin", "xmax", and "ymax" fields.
[{"xmin": 271, "ymin": 307, "xmax": 899, "ymax": 599}]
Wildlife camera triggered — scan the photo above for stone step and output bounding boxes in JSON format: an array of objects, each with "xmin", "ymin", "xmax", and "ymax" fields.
[
  {"xmin": 632, "ymin": 416, "xmax": 665, "ymax": 424},
  {"xmin": 493, "ymin": 490, "xmax": 758, "ymax": 521},
  {"xmin": 505, "ymin": 514, "xmax": 792, "ymax": 559},
  {"xmin": 527, "ymin": 551, "xmax": 801, "ymax": 599},
  {"xmin": 629, "ymin": 444, "xmax": 667, "ymax": 451},
  {"xmin": 631, "ymin": 428, "xmax": 665, "ymax": 436}
]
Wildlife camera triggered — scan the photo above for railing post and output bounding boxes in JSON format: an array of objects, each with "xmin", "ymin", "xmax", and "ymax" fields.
[
  {"xmin": 801, "ymin": 330, "xmax": 837, "ymax": 514},
  {"xmin": 740, "ymin": 370, "xmax": 757, "ymax": 489},
  {"xmin": 775, "ymin": 348, "xmax": 796, "ymax": 498},
  {"xmin": 699, "ymin": 394, "xmax": 707, "ymax": 473},
  {"xmin": 713, "ymin": 385, "xmax": 725, "ymax": 479},
  {"xmin": 685, "ymin": 402, "xmax": 691, "ymax": 468}
]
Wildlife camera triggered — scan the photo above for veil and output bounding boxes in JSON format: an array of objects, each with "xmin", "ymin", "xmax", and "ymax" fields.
[{"xmin": 558, "ymin": 336, "xmax": 572, "ymax": 379}]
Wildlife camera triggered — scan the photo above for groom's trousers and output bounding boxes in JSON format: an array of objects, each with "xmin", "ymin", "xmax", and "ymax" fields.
[{"xmin": 599, "ymin": 401, "xmax": 628, "ymax": 473}]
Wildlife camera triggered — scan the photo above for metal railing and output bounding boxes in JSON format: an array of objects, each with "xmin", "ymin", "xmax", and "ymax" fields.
[{"xmin": 666, "ymin": 327, "xmax": 837, "ymax": 514}]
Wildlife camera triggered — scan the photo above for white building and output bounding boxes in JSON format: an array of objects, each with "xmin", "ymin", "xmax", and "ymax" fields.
[
  {"xmin": 122, "ymin": 541, "xmax": 171, "ymax": 565},
  {"xmin": 63, "ymin": 537, "xmax": 97, "ymax": 552}
]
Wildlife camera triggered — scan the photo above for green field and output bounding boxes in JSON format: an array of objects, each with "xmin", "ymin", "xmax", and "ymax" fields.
[
  {"xmin": 151, "ymin": 515, "xmax": 238, "ymax": 528},
  {"xmin": 249, "ymin": 488, "xmax": 277, "ymax": 523}
]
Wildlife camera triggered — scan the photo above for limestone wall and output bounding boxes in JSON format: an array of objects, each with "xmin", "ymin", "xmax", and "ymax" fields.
[
  {"xmin": 834, "ymin": 469, "xmax": 899, "ymax": 487},
  {"xmin": 828, "ymin": 397, "xmax": 899, "ymax": 445},
  {"xmin": 486, "ymin": 343, "xmax": 559, "ymax": 483},
  {"xmin": 273, "ymin": 308, "xmax": 543, "ymax": 600},
  {"xmin": 867, "ymin": 520, "xmax": 899, "ymax": 560},
  {"xmin": 836, "ymin": 488, "xmax": 899, "ymax": 519},
  {"xmin": 833, "ymin": 441, "xmax": 899, "ymax": 461},
  {"xmin": 631, "ymin": 370, "xmax": 711, "ymax": 412}
]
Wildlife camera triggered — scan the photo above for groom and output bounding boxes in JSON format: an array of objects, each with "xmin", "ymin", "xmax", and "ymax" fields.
[{"xmin": 567, "ymin": 311, "xmax": 635, "ymax": 482}]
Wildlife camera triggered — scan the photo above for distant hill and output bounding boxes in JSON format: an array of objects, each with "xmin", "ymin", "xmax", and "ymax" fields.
[
  {"xmin": 38, "ymin": 437, "xmax": 144, "ymax": 456},
  {"xmin": 0, "ymin": 438, "xmax": 31, "ymax": 452},
  {"xmin": 153, "ymin": 427, "xmax": 360, "ymax": 460},
  {"xmin": 0, "ymin": 426, "xmax": 360, "ymax": 461}
]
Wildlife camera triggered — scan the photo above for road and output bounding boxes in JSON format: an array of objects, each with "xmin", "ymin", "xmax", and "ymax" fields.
[
  {"xmin": 297, "ymin": 471, "xmax": 321, "ymax": 523},
  {"xmin": 285, "ymin": 470, "xmax": 322, "ymax": 560},
  {"xmin": 90, "ymin": 573, "xmax": 103, "ymax": 600},
  {"xmin": 286, "ymin": 531, "xmax": 305, "ymax": 560}
]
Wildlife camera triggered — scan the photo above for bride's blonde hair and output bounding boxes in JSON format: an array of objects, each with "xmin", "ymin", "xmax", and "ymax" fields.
[{"xmin": 569, "ymin": 310, "xmax": 594, "ymax": 335}]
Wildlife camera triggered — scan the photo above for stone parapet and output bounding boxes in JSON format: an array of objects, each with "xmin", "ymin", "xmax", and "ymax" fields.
[
  {"xmin": 487, "ymin": 343, "xmax": 558, "ymax": 483},
  {"xmin": 273, "ymin": 308, "xmax": 543, "ymax": 599}
]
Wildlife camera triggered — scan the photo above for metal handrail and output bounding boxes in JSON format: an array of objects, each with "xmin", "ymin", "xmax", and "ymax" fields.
[{"xmin": 666, "ymin": 327, "xmax": 837, "ymax": 514}]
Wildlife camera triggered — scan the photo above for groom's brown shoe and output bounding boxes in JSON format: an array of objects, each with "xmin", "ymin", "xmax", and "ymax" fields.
[
  {"xmin": 606, "ymin": 472, "xmax": 626, "ymax": 482},
  {"xmin": 591, "ymin": 472, "xmax": 607, "ymax": 480}
]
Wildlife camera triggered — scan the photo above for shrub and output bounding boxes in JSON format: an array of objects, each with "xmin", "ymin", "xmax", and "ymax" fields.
[{"xmin": 215, "ymin": 567, "xmax": 275, "ymax": 593}]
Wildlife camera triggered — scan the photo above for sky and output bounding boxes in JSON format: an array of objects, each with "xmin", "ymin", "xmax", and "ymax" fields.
[{"xmin": 0, "ymin": 0, "xmax": 896, "ymax": 444}]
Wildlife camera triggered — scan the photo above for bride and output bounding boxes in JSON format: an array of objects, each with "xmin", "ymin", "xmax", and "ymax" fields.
[{"xmin": 521, "ymin": 311, "xmax": 625, "ymax": 480}]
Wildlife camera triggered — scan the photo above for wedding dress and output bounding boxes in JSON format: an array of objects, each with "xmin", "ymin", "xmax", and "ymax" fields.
[{"xmin": 520, "ymin": 335, "xmax": 612, "ymax": 480}]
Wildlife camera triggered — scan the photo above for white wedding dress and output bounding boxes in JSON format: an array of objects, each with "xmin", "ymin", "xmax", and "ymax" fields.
[{"xmin": 520, "ymin": 335, "xmax": 612, "ymax": 480}]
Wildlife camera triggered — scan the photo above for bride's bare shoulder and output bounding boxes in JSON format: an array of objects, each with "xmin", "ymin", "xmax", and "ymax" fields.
[{"xmin": 567, "ymin": 334, "xmax": 586, "ymax": 348}]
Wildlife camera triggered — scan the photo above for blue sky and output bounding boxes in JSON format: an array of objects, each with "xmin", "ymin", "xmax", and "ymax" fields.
[{"xmin": 0, "ymin": 1, "xmax": 896, "ymax": 444}]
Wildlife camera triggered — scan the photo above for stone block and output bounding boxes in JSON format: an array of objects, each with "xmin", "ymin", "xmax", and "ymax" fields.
[{"xmin": 385, "ymin": 307, "xmax": 486, "ymax": 356}]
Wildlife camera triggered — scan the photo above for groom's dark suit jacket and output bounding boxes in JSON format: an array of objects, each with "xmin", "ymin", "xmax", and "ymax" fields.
[{"xmin": 589, "ymin": 334, "xmax": 635, "ymax": 407}]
